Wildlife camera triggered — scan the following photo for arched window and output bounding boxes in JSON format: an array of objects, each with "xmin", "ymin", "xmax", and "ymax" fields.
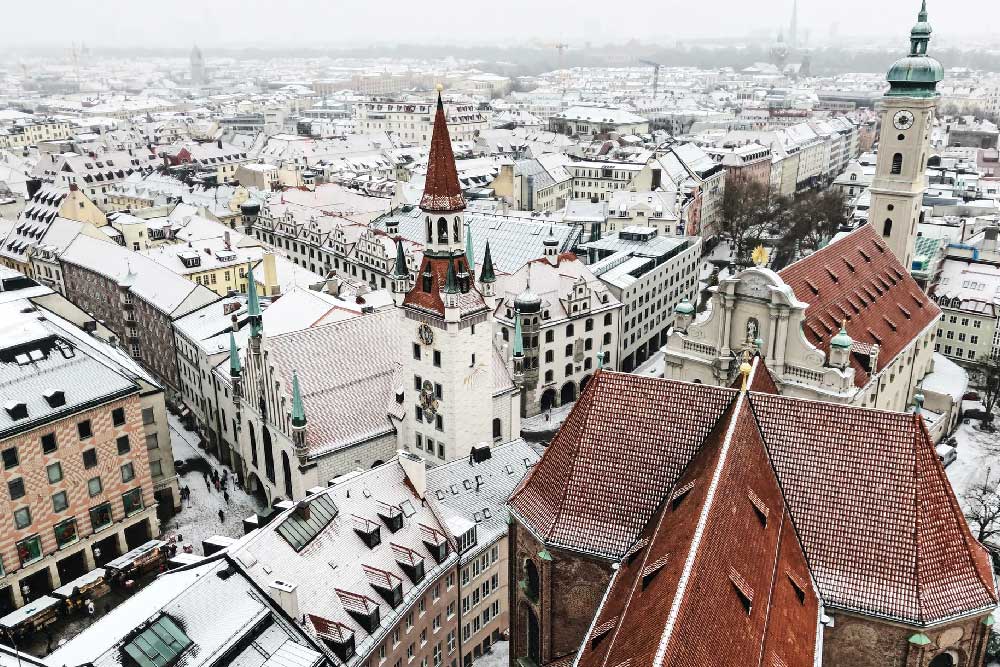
[
  {"xmin": 263, "ymin": 427, "xmax": 275, "ymax": 483},
  {"xmin": 891, "ymin": 153, "xmax": 903, "ymax": 175},
  {"xmin": 882, "ymin": 219, "xmax": 893, "ymax": 237},
  {"xmin": 492, "ymin": 418, "xmax": 502, "ymax": 440},
  {"xmin": 281, "ymin": 451, "xmax": 293, "ymax": 499},
  {"xmin": 437, "ymin": 217, "xmax": 448, "ymax": 244},
  {"xmin": 249, "ymin": 422, "xmax": 259, "ymax": 467},
  {"xmin": 524, "ymin": 559, "xmax": 540, "ymax": 601},
  {"xmin": 425, "ymin": 217, "xmax": 432, "ymax": 243},
  {"xmin": 850, "ymin": 173, "xmax": 857, "ymax": 181}
]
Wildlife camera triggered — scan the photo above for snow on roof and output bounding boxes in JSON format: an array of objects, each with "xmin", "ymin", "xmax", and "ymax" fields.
[
  {"xmin": 554, "ymin": 106, "xmax": 648, "ymax": 125},
  {"xmin": 920, "ymin": 353, "xmax": 969, "ymax": 403}
]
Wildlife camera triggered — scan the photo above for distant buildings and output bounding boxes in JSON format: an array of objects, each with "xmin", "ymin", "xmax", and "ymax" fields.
[{"xmin": 548, "ymin": 106, "xmax": 649, "ymax": 136}]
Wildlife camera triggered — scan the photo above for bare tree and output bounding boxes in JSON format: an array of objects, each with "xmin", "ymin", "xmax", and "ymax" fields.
[
  {"xmin": 718, "ymin": 178, "xmax": 788, "ymax": 267},
  {"xmin": 969, "ymin": 353, "xmax": 1000, "ymax": 426},
  {"xmin": 964, "ymin": 478, "xmax": 1000, "ymax": 546}
]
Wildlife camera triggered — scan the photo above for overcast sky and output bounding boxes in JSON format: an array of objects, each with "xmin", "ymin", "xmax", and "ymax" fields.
[{"xmin": 1, "ymin": 0, "xmax": 993, "ymax": 49}]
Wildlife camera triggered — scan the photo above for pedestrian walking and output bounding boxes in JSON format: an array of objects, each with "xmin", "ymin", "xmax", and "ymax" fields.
[
  {"xmin": 224, "ymin": 490, "xmax": 230, "ymax": 504},
  {"xmin": 204, "ymin": 474, "xmax": 211, "ymax": 491},
  {"xmin": 218, "ymin": 509, "xmax": 225, "ymax": 523},
  {"xmin": 86, "ymin": 599, "xmax": 95, "ymax": 616},
  {"xmin": 213, "ymin": 478, "xmax": 220, "ymax": 492}
]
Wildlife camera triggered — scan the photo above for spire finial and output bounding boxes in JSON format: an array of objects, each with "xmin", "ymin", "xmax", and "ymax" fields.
[
  {"xmin": 291, "ymin": 370, "xmax": 306, "ymax": 427},
  {"xmin": 444, "ymin": 258, "xmax": 459, "ymax": 294},
  {"xmin": 465, "ymin": 222, "xmax": 475, "ymax": 273},
  {"xmin": 392, "ymin": 237, "xmax": 408, "ymax": 278},
  {"xmin": 479, "ymin": 239, "xmax": 496, "ymax": 284},
  {"xmin": 229, "ymin": 332, "xmax": 241, "ymax": 376},
  {"xmin": 246, "ymin": 261, "xmax": 262, "ymax": 337}
]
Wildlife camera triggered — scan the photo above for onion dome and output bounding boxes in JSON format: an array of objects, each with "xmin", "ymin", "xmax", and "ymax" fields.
[
  {"xmin": 886, "ymin": 0, "xmax": 943, "ymax": 98},
  {"xmin": 674, "ymin": 298, "xmax": 695, "ymax": 315},
  {"xmin": 831, "ymin": 323, "xmax": 853, "ymax": 349}
]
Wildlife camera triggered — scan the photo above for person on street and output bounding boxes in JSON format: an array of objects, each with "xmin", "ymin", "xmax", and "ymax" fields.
[
  {"xmin": 223, "ymin": 490, "xmax": 230, "ymax": 504},
  {"xmin": 86, "ymin": 599, "xmax": 95, "ymax": 615},
  {"xmin": 218, "ymin": 509, "xmax": 225, "ymax": 523},
  {"xmin": 204, "ymin": 473, "xmax": 210, "ymax": 490}
]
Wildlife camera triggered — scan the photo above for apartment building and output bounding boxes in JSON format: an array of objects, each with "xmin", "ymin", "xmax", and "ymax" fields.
[
  {"xmin": 566, "ymin": 161, "xmax": 644, "ymax": 202},
  {"xmin": 161, "ymin": 140, "xmax": 251, "ymax": 186},
  {"xmin": 0, "ymin": 300, "xmax": 159, "ymax": 613},
  {"xmin": 548, "ymin": 106, "xmax": 649, "ymax": 136},
  {"xmin": 581, "ymin": 227, "xmax": 701, "ymax": 372},
  {"xmin": 355, "ymin": 100, "xmax": 486, "ymax": 143},
  {"xmin": 32, "ymin": 150, "xmax": 159, "ymax": 209},
  {"xmin": 932, "ymin": 257, "xmax": 1000, "ymax": 363},
  {"xmin": 0, "ymin": 120, "xmax": 73, "ymax": 149}
]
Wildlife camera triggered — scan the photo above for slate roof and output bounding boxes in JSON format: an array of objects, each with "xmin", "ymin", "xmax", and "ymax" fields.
[
  {"xmin": 264, "ymin": 309, "xmax": 403, "ymax": 457},
  {"xmin": 402, "ymin": 254, "xmax": 488, "ymax": 319},
  {"xmin": 778, "ymin": 224, "xmax": 940, "ymax": 387},
  {"xmin": 510, "ymin": 369, "xmax": 997, "ymax": 626}
]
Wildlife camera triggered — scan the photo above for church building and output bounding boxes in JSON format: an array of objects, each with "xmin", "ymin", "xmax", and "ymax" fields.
[{"xmin": 663, "ymin": 1, "xmax": 944, "ymax": 414}]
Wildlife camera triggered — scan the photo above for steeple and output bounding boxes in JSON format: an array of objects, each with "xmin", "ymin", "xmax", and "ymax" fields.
[
  {"xmin": 480, "ymin": 240, "xmax": 496, "ymax": 284},
  {"xmin": 420, "ymin": 88, "xmax": 465, "ymax": 214},
  {"xmin": 291, "ymin": 370, "xmax": 306, "ymax": 428},
  {"xmin": 885, "ymin": 0, "xmax": 942, "ymax": 98},
  {"xmin": 444, "ymin": 258, "xmax": 459, "ymax": 295},
  {"xmin": 247, "ymin": 262, "xmax": 262, "ymax": 338},
  {"xmin": 229, "ymin": 332, "xmax": 242, "ymax": 377},
  {"xmin": 391, "ymin": 237, "xmax": 409, "ymax": 304}
]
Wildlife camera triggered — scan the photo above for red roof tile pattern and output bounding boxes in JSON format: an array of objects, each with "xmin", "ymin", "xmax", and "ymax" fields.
[
  {"xmin": 420, "ymin": 94, "xmax": 466, "ymax": 213},
  {"xmin": 402, "ymin": 254, "xmax": 487, "ymax": 318},
  {"xmin": 778, "ymin": 224, "xmax": 940, "ymax": 387},
  {"xmin": 751, "ymin": 393, "xmax": 997, "ymax": 624},
  {"xmin": 511, "ymin": 371, "xmax": 998, "ymax": 626},
  {"xmin": 509, "ymin": 371, "xmax": 737, "ymax": 556},
  {"xmin": 577, "ymin": 396, "xmax": 820, "ymax": 667}
]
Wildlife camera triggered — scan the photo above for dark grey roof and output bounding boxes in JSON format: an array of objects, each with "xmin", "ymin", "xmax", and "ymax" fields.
[{"xmin": 372, "ymin": 208, "xmax": 581, "ymax": 275}]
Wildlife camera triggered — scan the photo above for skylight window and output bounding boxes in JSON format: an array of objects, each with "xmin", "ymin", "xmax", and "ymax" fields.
[
  {"xmin": 123, "ymin": 615, "xmax": 191, "ymax": 667},
  {"xmin": 276, "ymin": 494, "xmax": 339, "ymax": 552}
]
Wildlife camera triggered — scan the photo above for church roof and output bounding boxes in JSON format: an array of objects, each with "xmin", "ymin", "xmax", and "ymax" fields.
[
  {"xmin": 419, "ymin": 93, "xmax": 466, "ymax": 213},
  {"xmin": 778, "ymin": 224, "xmax": 940, "ymax": 388},
  {"xmin": 577, "ymin": 392, "xmax": 820, "ymax": 667},
  {"xmin": 509, "ymin": 368, "xmax": 996, "ymax": 626},
  {"xmin": 402, "ymin": 255, "xmax": 488, "ymax": 319}
]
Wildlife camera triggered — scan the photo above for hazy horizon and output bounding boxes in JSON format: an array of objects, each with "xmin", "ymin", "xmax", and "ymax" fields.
[{"xmin": 0, "ymin": 0, "xmax": 994, "ymax": 50}]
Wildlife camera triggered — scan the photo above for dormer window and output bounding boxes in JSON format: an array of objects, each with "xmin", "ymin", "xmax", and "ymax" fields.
[
  {"xmin": 377, "ymin": 501, "xmax": 404, "ymax": 533},
  {"xmin": 390, "ymin": 542, "xmax": 426, "ymax": 584},
  {"xmin": 362, "ymin": 564, "xmax": 403, "ymax": 607},
  {"xmin": 352, "ymin": 514, "xmax": 381, "ymax": 549},
  {"xmin": 43, "ymin": 390, "xmax": 66, "ymax": 408},
  {"xmin": 4, "ymin": 402, "xmax": 28, "ymax": 420}
]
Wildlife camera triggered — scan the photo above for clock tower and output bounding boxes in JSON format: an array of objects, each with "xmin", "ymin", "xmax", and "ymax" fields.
[
  {"xmin": 398, "ymin": 87, "xmax": 495, "ymax": 463},
  {"xmin": 868, "ymin": 0, "xmax": 943, "ymax": 270}
]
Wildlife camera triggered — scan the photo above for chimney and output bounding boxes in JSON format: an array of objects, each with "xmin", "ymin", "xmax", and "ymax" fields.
[
  {"xmin": 267, "ymin": 580, "xmax": 300, "ymax": 619},
  {"xmin": 398, "ymin": 451, "xmax": 426, "ymax": 500},
  {"xmin": 262, "ymin": 253, "xmax": 279, "ymax": 297},
  {"xmin": 69, "ymin": 183, "xmax": 78, "ymax": 193},
  {"xmin": 217, "ymin": 138, "xmax": 223, "ymax": 149}
]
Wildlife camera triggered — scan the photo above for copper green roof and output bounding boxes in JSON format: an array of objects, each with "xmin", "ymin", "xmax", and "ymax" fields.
[
  {"xmin": 392, "ymin": 238, "xmax": 408, "ymax": 278},
  {"xmin": 229, "ymin": 332, "xmax": 241, "ymax": 376},
  {"xmin": 886, "ymin": 0, "xmax": 942, "ymax": 98},
  {"xmin": 479, "ymin": 240, "xmax": 496, "ymax": 283},
  {"xmin": 246, "ymin": 262, "xmax": 262, "ymax": 337},
  {"xmin": 465, "ymin": 223, "xmax": 475, "ymax": 274},
  {"xmin": 291, "ymin": 370, "xmax": 306, "ymax": 428},
  {"xmin": 831, "ymin": 323, "xmax": 853, "ymax": 349},
  {"xmin": 513, "ymin": 311, "xmax": 524, "ymax": 357},
  {"xmin": 444, "ymin": 258, "xmax": 458, "ymax": 294}
]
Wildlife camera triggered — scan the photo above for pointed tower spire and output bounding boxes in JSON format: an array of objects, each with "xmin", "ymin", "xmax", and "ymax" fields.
[
  {"xmin": 513, "ymin": 311, "xmax": 524, "ymax": 358},
  {"xmin": 465, "ymin": 223, "xmax": 475, "ymax": 273},
  {"xmin": 291, "ymin": 370, "xmax": 306, "ymax": 428},
  {"xmin": 444, "ymin": 258, "xmax": 459, "ymax": 294},
  {"xmin": 229, "ymin": 332, "xmax": 241, "ymax": 377},
  {"xmin": 479, "ymin": 240, "xmax": 496, "ymax": 284},
  {"xmin": 392, "ymin": 237, "xmax": 408, "ymax": 278},
  {"xmin": 246, "ymin": 261, "xmax": 262, "ymax": 338},
  {"xmin": 420, "ymin": 87, "xmax": 465, "ymax": 213}
]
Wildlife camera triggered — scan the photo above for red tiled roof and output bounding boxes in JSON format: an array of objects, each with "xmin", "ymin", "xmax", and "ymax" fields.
[
  {"xmin": 419, "ymin": 93, "xmax": 465, "ymax": 213},
  {"xmin": 509, "ymin": 371, "xmax": 736, "ymax": 556},
  {"xmin": 752, "ymin": 393, "xmax": 997, "ymax": 624},
  {"xmin": 778, "ymin": 224, "xmax": 940, "ymax": 387},
  {"xmin": 511, "ymin": 371, "xmax": 998, "ymax": 626},
  {"xmin": 402, "ymin": 254, "xmax": 487, "ymax": 318},
  {"xmin": 577, "ymin": 395, "xmax": 820, "ymax": 667}
]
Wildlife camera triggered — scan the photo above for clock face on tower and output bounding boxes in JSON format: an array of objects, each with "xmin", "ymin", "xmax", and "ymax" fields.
[
  {"xmin": 893, "ymin": 110, "xmax": 915, "ymax": 131},
  {"xmin": 417, "ymin": 323, "xmax": 434, "ymax": 346}
]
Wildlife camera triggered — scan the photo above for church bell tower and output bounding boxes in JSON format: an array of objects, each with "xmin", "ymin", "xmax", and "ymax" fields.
[{"xmin": 868, "ymin": 0, "xmax": 942, "ymax": 270}]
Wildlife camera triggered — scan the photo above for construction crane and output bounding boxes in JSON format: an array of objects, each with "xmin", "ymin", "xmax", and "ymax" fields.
[
  {"xmin": 639, "ymin": 59, "xmax": 662, "ymax": 98},
  {"xmin": 543, "ymin": 42, "xmax": 570, "ymax": 98}
]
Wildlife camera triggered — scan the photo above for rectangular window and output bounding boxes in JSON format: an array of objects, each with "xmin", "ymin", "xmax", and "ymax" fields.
[
  {"xmin": 112, "ymin": 407, "xmax": 126, "ymax": 426},
  {"xmin": 413, "ymin": 343, "xmax": 421, "ymax": 360},
  {"xmin": 88, "ymin": 476, "xmax": 103, "ymax": 497},
  {"xmin": 142, "ymin": 407, "xmax": 155, "ymax": 425},
  {"xmin": 435, "ymin": 415, "xmax": 443, "ymax": 432},
  {"xmin": 14, "ymin": 506, "xmax": 31, "ymax": 530},
  {"xmin": 121, "ymin": 462, "xmax": 135, "ymax": 483},
  {"xmin": 54, "ymin": 517, "xmax": 78, "ymax": 548},
  {"xmin": 16, "ymin": 535, "xmax": 41, "ymax": 566},
  {"xmin": 83, "ymin": 448, "xmax": 98, "ymax": 469},
  {"xmin": 52, "ymin": 490, "xmax": 69, "ymax": 512},
  {"xmin": 433, "ymin": 350, "xmax": 441, "ymax": 367},
  {"xmin": 2, "ymin": 447, "xmax": 18, "ymax": 469},
  {"xmin": 8, "ymin": 478, "xmax": 25, "ymax": 500},
  {"xmin": 122, "ymin": 488, "xmax": 143, "ymax": 515},
  {"xmin": 117, "ymin": 435, "xmax": 131, "ymax": 455},
  {"xmin": 78, "ymin": 420, "xmax": 93, "ymax": 439},
  {"xmin": 47, "ymin": 461, "xmax": 63, "ymax": 483},
  {"xmin": 150, "ymin": 460, "xmax": 163, "ymax": 477},
  {"xmin": 146, "ymin": 433, "xmax": 159, "ymax": 450},
  {"xmin": 41, "ymin": 433, "xmax": 57, "ymax": 454}
]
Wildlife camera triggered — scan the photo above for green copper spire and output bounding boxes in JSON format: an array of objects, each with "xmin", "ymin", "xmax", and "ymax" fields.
[
  {"xmin": 444, "ymin": 258, "xmax": 459, "ymax": 294},
  {"xmin": 886, "ymin": 0, "xmax": 942, "ymax": 98},
  {"xmin": 291, "ymin": 370, "xmax": 306, "ymax": 428},
  {"xmin": 246, "ymin": 262, "xmax": 263, "ymax": 337},
  {"xmin": 513, "ymin": 311, "xmax": 524, "ymax": 357},
  {"xmin": 465, "ymin": 223, "xmax": 475, "ymax": 274},
  {"xmin": 392, "ymin": 238, "xmax": 408, "ymax": 278},
  {"xmin": 229, "ymin": 332, "xmax": 241, "ymax": 376},
  {"xmin": 479, "ymin": 240, "xmax": 496, "ymax": 283}
]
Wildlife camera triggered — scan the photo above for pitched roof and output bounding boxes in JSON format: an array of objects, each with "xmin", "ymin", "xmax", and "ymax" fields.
[
  {"xmin": 577, "ymin": 394, "xmax": 819, "ymax": 667},
  {"xmin": 511, "ymin": 371, "xmax": 997, "ymax": 626},
  {"xmin": 420, "ymin": 93, "xmax": 465, "ymax": 213},
  {"xmin": 402, "ymin": 255, "xmax": 487, "ymax": 319},
  {"xmin": 778, "ymin": 224, "xmax": 940, "ymax": 387}
]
